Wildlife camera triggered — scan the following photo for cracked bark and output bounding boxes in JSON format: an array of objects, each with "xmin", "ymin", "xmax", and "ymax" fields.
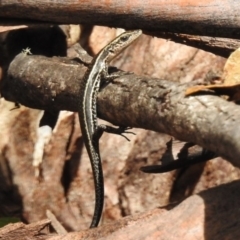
[{"xmin": 2, "ymin": 53, "xmax": 240, "ymax": 168}]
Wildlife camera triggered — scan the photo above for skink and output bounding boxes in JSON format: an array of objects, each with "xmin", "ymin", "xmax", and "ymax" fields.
[{"xmin": 78, "ymin": 29, "xmax": 142, "ymax": 228}]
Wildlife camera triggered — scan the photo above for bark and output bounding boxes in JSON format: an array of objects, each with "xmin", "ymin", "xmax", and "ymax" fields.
[
  {"xmin": 2, "ymin": 179, "xmax": 240, "ymax": 240},
  {"xmin": 1, "ymin": 1, "xmax": 240, "ymax": 57},
  {"xmin": 0, "ymin": 219, "xmax": 50, "ymax": 240},
  {"xmin": 0, "ymin": 26, "xmax": 239, "ymax": 239},
  {"xmin": 46, "ymin": 181, "xmax": 240, "ymax": 240},
  {"xmin": 1, "ymin": 51, "xmax": 239, "ymax": 168},
  {"xmin": 155, "ymin": 32, "xmax": 240, "ymax": 58},
  {"xmin": 47, "ymin": 180, "xmax": 240, "ymax": 240},
  {"xmin": 0, "ymin": 1, "xmax": 239, "ymax": 38}
]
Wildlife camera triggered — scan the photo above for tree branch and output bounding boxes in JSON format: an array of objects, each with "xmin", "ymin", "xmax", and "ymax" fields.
[
  {"xmin": 0, "ymin": 0, "xmax": 240, "ymax": 39},
  {"xmin": 2, "ymin": 53, "xmax": 240, "ymax": 168},
  {"xmin": 155, "ymin": 32, "xmax": 240, "ymax": 58},
  {"xmin": 1, "ymin": 2, "xmax": 240, "ymax": 57}
]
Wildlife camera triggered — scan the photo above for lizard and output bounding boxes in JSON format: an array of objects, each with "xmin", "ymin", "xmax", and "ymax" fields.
[{"xmin": 78, "ymin": 29, "xmax": 142, "ymax": 228}]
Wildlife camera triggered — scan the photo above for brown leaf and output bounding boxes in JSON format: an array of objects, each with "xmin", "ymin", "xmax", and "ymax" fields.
[{"xmin": 185, "ymin": 47, "xmax": 240, "ymax": 100}]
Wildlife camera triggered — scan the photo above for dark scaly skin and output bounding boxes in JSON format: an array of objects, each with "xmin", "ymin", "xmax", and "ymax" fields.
[{"xmin": 78, "ymin": 30, "xmax": 142, "ymax": 228}]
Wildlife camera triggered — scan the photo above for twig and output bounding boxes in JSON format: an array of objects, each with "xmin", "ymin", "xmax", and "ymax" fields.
[{"xmin": 46, "ymin": 210, "xmax": 67, "ymax": 235}]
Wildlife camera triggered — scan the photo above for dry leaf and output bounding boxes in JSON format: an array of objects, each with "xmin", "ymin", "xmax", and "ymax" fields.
[{"xmin": 185, "ymin": 47, "xmax": 240, "ymax": 100}]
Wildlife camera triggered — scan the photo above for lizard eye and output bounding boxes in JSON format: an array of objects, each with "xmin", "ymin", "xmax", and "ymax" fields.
[{"xmin": 120, "ymin": 35, "xmax": 129, "ymax": 41}]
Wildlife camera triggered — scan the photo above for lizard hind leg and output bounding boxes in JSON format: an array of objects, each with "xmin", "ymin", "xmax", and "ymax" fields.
[{"xmin": 93, "ymin": 125, "xmax": 135, "ymax": 142}]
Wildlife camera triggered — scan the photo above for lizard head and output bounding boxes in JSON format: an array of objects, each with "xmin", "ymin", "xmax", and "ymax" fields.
[{"xmin": 106, "ymin": 29, "xmax": 142, "ymax": 62}]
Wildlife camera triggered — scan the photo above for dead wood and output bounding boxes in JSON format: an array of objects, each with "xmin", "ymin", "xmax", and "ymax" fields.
[
  {"xmin": 47, "ymin": 180, "xmax": 240, "ymax": 240},
  {"xmin": 46, "ymin": 210, "xmax": 67, "ymax": 235},
  {"xmin": 0, "ymin": 26, "xmax": 239, "ymax": 240},
  {"xmin": 155, "ymin": 32, "xmax": 240, "ymax": 58},
  {"xmin": 0, "ymin": 1, "xmax": 239, "ymax": 39},
  {"xmin": 1, "ymin": 52, "xmax": 240, "ymax": 169},
  {"xmin": 1, "ymin": 1, "xmax": 240, "ymax": 57},
  {"xmin": 2, "ymin": 179, "xmax": 240, "ymax": 240},
  {"xmin": 0, "ymin": 219, "xmax": 51, "ymax": 240}
]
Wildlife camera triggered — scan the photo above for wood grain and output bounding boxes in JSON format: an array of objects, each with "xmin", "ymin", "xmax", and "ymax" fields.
[{"xmin": 0, "ymin": 0, "xmax": 239, "ymax": 38}]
